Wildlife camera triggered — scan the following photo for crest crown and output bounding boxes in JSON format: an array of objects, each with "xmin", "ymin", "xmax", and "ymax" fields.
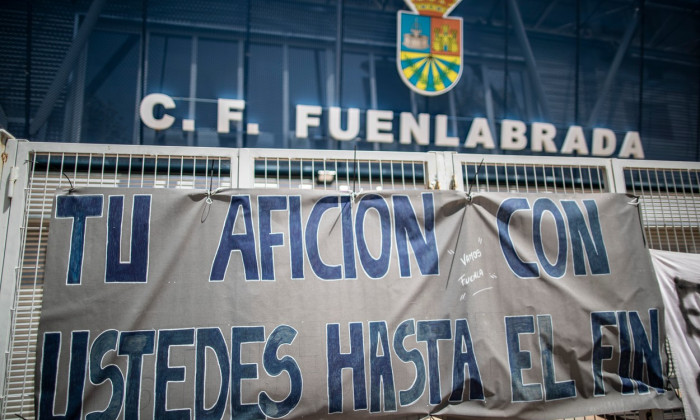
[{"xmin": 406, "ymin": 0, "xmax": 461, "ymax": 17}]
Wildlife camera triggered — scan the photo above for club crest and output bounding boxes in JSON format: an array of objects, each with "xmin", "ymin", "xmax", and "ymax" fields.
[{"xmin": 397, "ymin": 0, "xmax": 463, "ymax": 96}]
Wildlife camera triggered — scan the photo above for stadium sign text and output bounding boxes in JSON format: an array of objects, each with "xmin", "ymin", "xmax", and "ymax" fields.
[{"xmin": 140, "ymin": 94, "xmax": 645, "ymax": 158}]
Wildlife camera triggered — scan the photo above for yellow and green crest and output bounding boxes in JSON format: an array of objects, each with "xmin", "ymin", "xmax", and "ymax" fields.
[{"xmin": 397, "ymin": 0, "xmax": 463, "ymax": 96}]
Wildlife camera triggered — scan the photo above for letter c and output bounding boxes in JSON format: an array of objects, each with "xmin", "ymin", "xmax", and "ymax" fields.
[{"xmin": 139, "ymin": 93, "xmax": 176, "ymax": 130}]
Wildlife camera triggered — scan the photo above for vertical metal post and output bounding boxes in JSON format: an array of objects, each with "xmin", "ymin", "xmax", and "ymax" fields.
[
  {"xmin": 0, "ymin": 140, "xmax": 28, "ymax": 405},
  {"xmin": 29, "ymin": 0, "xmax": 108, "ymax": 136},
  {"xmin": 237, "ymin": 42, "xmax": 245, "ymax": 148},
  {"xmin": 187, "ymin": 36, "xmax": 198, "ymax": 147},
  {"xmin": 480, "ymin": 65, "xmax": 498, "ymax": 153},
  {"xmin": 697, "ymin": 66, "xmax": 700, "ymax": 161},
  {"xmin": 62, "ymin": 15, "xmax": 81, "ymax": 142},
  {"xmin": 325, "ymin": 48, "xmax": 335, "ymax": 150},
  {"xmin": 587, "ymin": 8, "xmax": 639, "ymax": 127},
  {"xmin": 282, "ymin": 44, "xmax": 290, "ymax": 148},
  {"xmin": 507, "ymin": 0, "xmax": 551, "ymax": 120},
  {"xmin": 335, "ymin": 0, "xmax": 344, "ymax": 107},
  {"xmin": 242, "ymin": 0, "xmax": 253, "ymax": 148},
  {"xmin": 449, "ymin": 91, "xmax": 458, "ymax": 147},
  {"xmin": 237, "ymin": 148, "xmax": 255, "ymax": 188},
  {"xmin": 64, "ymin": 47, "xmax": 87, "ymax": 142},
  {"xmin": 503, "ymin": 0, "xmax": 509, "ymax": 118},
  {"xmin": 434, "ymin": 151, "xmax": 452, "ymax": 190},
  {"xmin": 609, "ymin": 158, "xmax": 626, "ymax": 193},
  {"xmin": 638, "ymin": 0, "xmax": 645, "ymax": 134},
  {"xmin": 138, "ymin": 0, "xmax": 148, "ymax": 145},
  {"xmin": 24, "ymin": 0, "xmax": 32, "ymax": 139},
  {"xmin": 368, "ymin": 52, "xmax": 379, "ymax": 151},
  {"xmin": 575, "ymin": 0, "xmax": 581, "ymax": 124}
]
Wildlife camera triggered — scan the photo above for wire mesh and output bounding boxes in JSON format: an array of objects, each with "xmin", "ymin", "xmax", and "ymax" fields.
[
  {"xmin": 2, "ymin": 150, "xmax": 233, "ymax": 419},
  {"xmin": 625, "ymin": 167, "xmax": 700, "ymax": 253},
  {"xmin": 461, "ymin": 161, "xmax": 610, "ymax": 194},
  {"xmin": 253, "ymin": 156, "xmax": 426, "ymax": 191}
]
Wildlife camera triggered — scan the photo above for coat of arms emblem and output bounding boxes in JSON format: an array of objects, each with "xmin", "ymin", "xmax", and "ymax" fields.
[{"xmin": 397, "ymin": 0, "xmax": 463, "ymax": 96}]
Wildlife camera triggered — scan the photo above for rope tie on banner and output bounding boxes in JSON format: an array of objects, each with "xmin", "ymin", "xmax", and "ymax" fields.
[
  {"xmin": 202, "ymin": 168, "xmax": 222, "ymax": 223},
  {"xmin": 445, "ymin": 160, "xmax": 484, "ymax": 289},
  {"xmin": 62, "ymin": 171, "xmax": 75, "ymax": 194},
  {"xmin": 350, "ymin": 144, "xmax": 359, "ymax": 206},
  {"xmin": 628, "ymin": 196, "xmax": 640, "ymax": 206},
  {"xmin": 466, "ymin": 158, "xmax": 485, "ymax": 202},
  {"xmin": 206, "ymin": 170, "xmax": 215, "ymax": 205}
]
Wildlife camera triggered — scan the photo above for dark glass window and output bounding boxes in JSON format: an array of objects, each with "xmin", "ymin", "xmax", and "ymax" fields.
[
  {"xmin": 196, "ymin": 37, "xmax": 241, "ymax": 147},
  {"xmin": 143, "ymin": 34, "xmax": 192, "ymax": 146},
  {"xmin": 81, "ymin": 30, "xmax": 139, "ymax": 144},
  {"xmin": 247, "ymin": 43, "xmax": 283, "ymax": 148},
  {"xmin": 289, "ymin": 47, "xmax": 329, "ymax": 149},
  {"xmin": 375, "ymin": 54, "xmax": 411, "ymax": 112},
  {"xmin": 341, "ymin": 52, "xmax": 371, "ymax": 110}
]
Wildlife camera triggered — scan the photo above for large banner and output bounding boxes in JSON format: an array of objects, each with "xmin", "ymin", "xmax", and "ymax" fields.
[
  {"xmin": 651, "ymin": 249, "xmax": 700, "ymax": 420},
  {"xmin": 37, "ymin": 188, "xmax": 680, "ymax": 419}
]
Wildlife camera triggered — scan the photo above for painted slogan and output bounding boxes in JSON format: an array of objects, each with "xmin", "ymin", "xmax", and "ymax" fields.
[{"xmin": 37, "ymin": 189, "xmax": 680, "ymax": 418}]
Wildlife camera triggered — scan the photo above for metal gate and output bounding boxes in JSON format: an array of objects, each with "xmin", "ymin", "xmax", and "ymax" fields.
[{"xmin": 0, "ymin": 138, "xmax": 697, "ymax": 419}]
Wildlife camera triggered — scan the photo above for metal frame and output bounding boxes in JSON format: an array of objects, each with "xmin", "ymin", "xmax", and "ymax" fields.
[
  {"xmin": 613, "ymin": 159, "xmax": 700, "ymax": 253},
  {"xmin": 238, "ymin": 147, "xmax": 438, "ymax": 190},
  {"xmin": 451, "ymin": 153, "xmax": 617, "ymax": 193},
  {"xmin": 0, "ymin": 140, "xmax": 238, "ymax": 417},
  {"xmin": 0, "ymin": 139, "xmax": 696, "ymax": 419},
  {"xmin": 0, "ymin": 135, "xmax": 22, "ymax": 407}
]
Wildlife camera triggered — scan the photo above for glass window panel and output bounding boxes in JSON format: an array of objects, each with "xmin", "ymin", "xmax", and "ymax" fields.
[
  {"xmin": 375, "ymin": 54, "xmax": 411, "ymax": 112},
  {"xmin": 143, "ymin": 34, "xmax": 192, "ymax": 145},
  {"xmin": 247, "ymin": 43, "xmax": 283, "ymax": 148},
  {"xmin": 289, "ymin": 47, "xmax": 326, "ymax": 106},
  {"xmin": 414, "ymin": 92, "xmax": 451, "ymax": 116},
  {"xmin": 289, "ymin": 47, "xmax": 328, "ymax": 149},
  {"xmin": 341, "ymin": 52, "xmax": 371, "ymax": 110},
  {"xmin": 195, "ymin": 37, "xmax": 240, "ymax": 147},
  {"xmin": 81, "ymin": 30, "xmax": 139, "ymax": 144},
  {"xmin": 452, "ymin": 64, "xmax": 486, "ymax": 117},
  {"xmin": 147, "ymin": 34, "xmax": 192, "ymax": 97},
  {"xmin": 197, "ymin": 38, "xmax": 240, "ymax": 100}
]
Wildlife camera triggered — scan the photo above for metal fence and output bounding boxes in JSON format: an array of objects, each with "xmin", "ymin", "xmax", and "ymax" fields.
[
  {"xmin": 612, "ymin": 160, "xmax": 700, "ymax": 254},
  {"xmin": 0, "ymin": 138, "xmax": 696, "ymax": 419}
]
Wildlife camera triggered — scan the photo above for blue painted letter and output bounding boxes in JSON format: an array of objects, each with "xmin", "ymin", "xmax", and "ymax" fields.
[
  {"xmin": 260, "ymin": 325, "xmax": 303, "ymax": 418},
  {"xmin": 393, "ymin": 320, "xmax": 425, "ymax": 407},
  {"xmin": 562, "ymin": 200, "xmax": 610, "ymax": 276},
  {"xmin": 369, "ymin": 321, "xmax": 396, "ymax": 412},
  {"xmin": 505, "ymin": 316, "xmax": 543, "ymax": 402},
  {"xmin": 498, "ymin": 198, "xmax": 539, "ymax": 278},
  {"xmin": 450, "ymin": 319, "xmax": 484, "ymax": 402},
  {"xmin": 55, "ymin": 195, "xmax": 103, "ymax": 284},
  {"xmin": 591, "ymin": 311, "xmax": 616, "ymax": 396},
  {"xmin": 211, "ymin": 195, "xmax": 259, "ymax": 281},
  {"xmin": 327, "ymin": 323, "xmax": 367, "ymax": 413},
  {"xmin": 417, "ymin": 320, "xmax": 452, "ymax": 405},
  {"xmin": 195, "ymin": 328, "xmax": 230, "ymax": 420},
  {"xmin": 106, "ymin": 195, "xmax": 151, "ymax": 283},
  {"xmin": 393, "ymin": 194, "xmax": 439, "ymax": 277}
]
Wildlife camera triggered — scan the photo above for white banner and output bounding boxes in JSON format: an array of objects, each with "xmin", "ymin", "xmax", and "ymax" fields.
[
  {"xmin": 650, "ymin": 249, "xmax": 700, "ymax": 420},
  {"xmin": 37, "ymin": 189, "xmax": 682, "ymax": 418}
]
